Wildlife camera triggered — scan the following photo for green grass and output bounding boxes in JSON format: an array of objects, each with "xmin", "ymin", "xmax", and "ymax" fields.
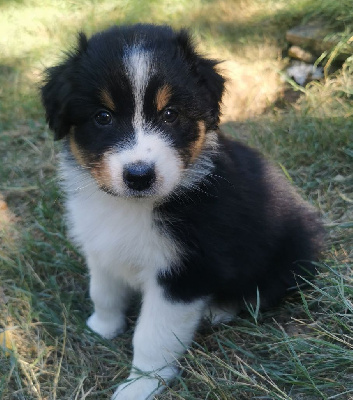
[{"xmin": 1, "ymin": 0, "xmax": 353, "ymax": 399}]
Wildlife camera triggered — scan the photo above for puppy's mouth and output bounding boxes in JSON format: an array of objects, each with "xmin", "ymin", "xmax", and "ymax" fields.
[
  {"xmin": 98, "ymin": 185, "xmax": 153, "ymax": 198},
  {"xmin": 98, "ymin": 183, "xmax": 159, "ymax": 199}
]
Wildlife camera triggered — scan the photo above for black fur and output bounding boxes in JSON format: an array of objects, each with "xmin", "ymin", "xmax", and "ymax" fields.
[
  {"xmin": 157, "ymin": 136, "xmax": 323, "ymax": 307},
  {"xmin": 41, "ymin": 24, "xmax": 225, "ymax": 141},
  {"xmin": 41, "ymin": 23, "xmax": 323, "ymax": 311}
]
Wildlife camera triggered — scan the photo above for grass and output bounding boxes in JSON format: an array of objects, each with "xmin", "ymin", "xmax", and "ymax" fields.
[{"xmin": 0, "ymin": 0, "xmax": 352, "ymax": 399}]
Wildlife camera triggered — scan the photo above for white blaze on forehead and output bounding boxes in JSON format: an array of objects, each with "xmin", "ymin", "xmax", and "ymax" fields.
[
  {"xmin": 123, "ymin": 45, "xmax": 153, "ymax": 133},
  {"xmin": 108, "ymin": 46, "xmax": 183, "ymax": 199},
  {"xmin": 117, "ymin": 45, "xmax": 183, "ymax": 197}
]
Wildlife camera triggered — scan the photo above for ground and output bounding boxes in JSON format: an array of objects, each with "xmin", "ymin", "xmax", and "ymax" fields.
[{"xmin": 0, "ymin": 1, "xmax": 352, "ymax": 399}]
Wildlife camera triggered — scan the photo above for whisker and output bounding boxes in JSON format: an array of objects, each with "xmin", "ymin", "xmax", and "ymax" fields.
[{"xmin": 208, "ymin": 173, "xmax": 234, "ymax": 188}]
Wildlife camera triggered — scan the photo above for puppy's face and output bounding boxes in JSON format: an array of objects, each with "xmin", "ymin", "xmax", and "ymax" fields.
[{"xmin": 42, "ymin": 25, "xmax": 225, "ymax": 199}]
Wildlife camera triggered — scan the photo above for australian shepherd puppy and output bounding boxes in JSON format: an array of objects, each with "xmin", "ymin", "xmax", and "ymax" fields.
[{"xmin": 41, "ymin": 24, "xmax": 323, "ymax": 400}]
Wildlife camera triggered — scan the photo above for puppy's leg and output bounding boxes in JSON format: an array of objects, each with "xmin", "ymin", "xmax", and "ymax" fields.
[
  {"xmin": 204, "ymin": 303, "xmax": 237, "ymax": 325},
  {"xmin": 86, "ymin": 262, "xmax": 131, "ymax": 339},
  {"xmin": 112, "ymin": 283, "xmax": 205, "ymax": 400}
]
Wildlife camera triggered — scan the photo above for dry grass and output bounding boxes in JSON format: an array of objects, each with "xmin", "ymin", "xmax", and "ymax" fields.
[{"xmin": 1, "ymin": 0, "xmax": 353, "ymax": 399}]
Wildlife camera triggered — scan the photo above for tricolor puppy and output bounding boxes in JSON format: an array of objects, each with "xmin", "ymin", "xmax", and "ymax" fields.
[{"xmin": 41, "ymin": 24, "xmax": 323, "ymax": 400}]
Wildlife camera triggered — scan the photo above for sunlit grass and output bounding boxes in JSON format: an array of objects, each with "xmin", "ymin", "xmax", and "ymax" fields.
[{"xmin": 0, "ymin": 0, "xmax": 352, "ymax": 399}]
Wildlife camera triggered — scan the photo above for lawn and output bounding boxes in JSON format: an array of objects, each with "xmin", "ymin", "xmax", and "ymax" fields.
[{"xmin": 0, "ymin": 0, "xmax": 352, "ymax": 399}]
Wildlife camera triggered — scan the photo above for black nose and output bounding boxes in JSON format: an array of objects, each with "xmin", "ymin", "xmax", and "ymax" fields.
[{"xmin": 123, "ymin": 162, "xmax": 156, "ymax": 191}]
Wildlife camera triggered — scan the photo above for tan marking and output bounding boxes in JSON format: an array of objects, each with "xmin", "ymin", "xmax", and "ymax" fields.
[
  {"xmin": 190, "ymin": 121, "xmax": 207, "ymax": 163},
  {"xmin": 69, "ymin": 134, "xmax": 87, "ymax": 167},
  {"xmin": 69, "ymin": 132, "xmax": 114, "ymax": 190},
  {"xmin": 90, "ymin": 152, "xmax": 114, "ymax": 190},
  {"xmin": 100, "ymin": 89, "xmax": 115, "ymax": 111},
  {"xmin": 155, "ymin": 84, "xmax": 172, "ymax": 111}
]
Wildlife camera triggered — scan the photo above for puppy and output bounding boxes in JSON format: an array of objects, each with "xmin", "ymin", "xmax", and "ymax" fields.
[{"xmin": 41, "ymin": 24, "xmax": 323, "ymax": 400}]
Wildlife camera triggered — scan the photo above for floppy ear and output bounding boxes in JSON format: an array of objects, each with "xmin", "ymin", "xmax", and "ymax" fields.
[
  {"xmin": 41, "ymin": 33, "xmax": 88, "ymax": 140},
  {"xmin": 176, "ymin": 30, "xmax": 226, "ymax": 126}
]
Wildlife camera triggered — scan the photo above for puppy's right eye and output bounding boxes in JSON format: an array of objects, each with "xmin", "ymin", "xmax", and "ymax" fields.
[
  {"xmin": 162, "ymin": 108, "xmax": 179, "ymax": 124},
  {"xmin": 95, "ymin": 110, "xmax": 112, "ymax": 125}
]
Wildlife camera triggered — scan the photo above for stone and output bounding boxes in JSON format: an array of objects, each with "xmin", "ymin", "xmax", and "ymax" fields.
[
  {"xmin": 288, "ymin": 45, "xmax": 315, "ymax": 63},
  {"xmin": 286, "ymin": 23, "xmax": 352, "ymax": 61},
  {"xmin": 286, "ymin": 61, "xmax": 323, "ymax": 86}
]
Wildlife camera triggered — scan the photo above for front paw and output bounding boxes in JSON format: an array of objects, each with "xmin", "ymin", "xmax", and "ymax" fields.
[
  {"xmin": 111, "ymin": 376, "xmax": 162, "ymax": 400},
  {"xmin": 87, "ymin": 312, "xmax": 126, "ymax": 339},
  {"xmin": 112, "ymin": 366, "xmax": 177, "ymax": 400}
]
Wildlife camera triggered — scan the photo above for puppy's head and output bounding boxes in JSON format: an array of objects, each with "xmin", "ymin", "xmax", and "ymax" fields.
[{"xmin": 41, "ymin": 24, "xmax": 225, "ymax": 199}]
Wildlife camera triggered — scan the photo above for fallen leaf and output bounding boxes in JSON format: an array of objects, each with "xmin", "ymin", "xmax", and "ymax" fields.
[{"xmin": 0, "ymin": 330, "xmax": 13, "ymax": 356}]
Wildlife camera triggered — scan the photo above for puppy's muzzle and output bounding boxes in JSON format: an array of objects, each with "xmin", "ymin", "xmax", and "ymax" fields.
[{"xmin": 123, "ymin": 161, "xmax": 156, "ymax": 192}]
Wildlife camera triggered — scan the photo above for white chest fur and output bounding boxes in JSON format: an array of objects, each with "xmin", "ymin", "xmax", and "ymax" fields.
[{"xmin": 61, "ymin": 162, "xmax": 179, "ymax": 289}]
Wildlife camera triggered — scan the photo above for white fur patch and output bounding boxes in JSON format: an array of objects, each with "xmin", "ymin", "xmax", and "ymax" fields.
[
  {"xmin": 86, "ymin": 274, "xmax": 130, "ymax": 339},
  {"xmin": 60, "ymin": 160, "xmax": 205, "ymax": 399},
  {"xmin": 203, "ymin": 303, "xmax": 237, "ymax": 325},
  {"xmin": 123, "ymin": 46, "xmax": 153, "ymax": 135},
  {"xmin": 112, "ymin": 282, "xmax": 205, "ymax": 399},
  {"xmin": 106, "ymin": 131, "xmax": 183, "ymax": 198},
  {"xmin": 60, "ymin": 157, "xmax": 180, "ymax": 289}
]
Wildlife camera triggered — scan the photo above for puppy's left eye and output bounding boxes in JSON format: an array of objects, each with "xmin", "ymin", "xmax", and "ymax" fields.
[
  {"xmin": 162, "ymin": 108, "xmax": 179, "ymax": 124},
  {"xmin": 95, "ymin": 110, "xmax": 112, "ymax": 125}
]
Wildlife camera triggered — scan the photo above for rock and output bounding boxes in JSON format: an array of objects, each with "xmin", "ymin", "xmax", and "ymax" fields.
[
  {"xmin": 286, "ymin": 23, "xmax": 331, "ymax": 52},
  {"xmin": 286, "ymin": 23, "xmax": 352, "ymax": 61},
  {"xmin": 286, "ymin": 61, "xmax": 323, "ymax": 86},
  {"xmin": 288, "ymin": 45, "xmax": 315, "ymax": 63}
]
